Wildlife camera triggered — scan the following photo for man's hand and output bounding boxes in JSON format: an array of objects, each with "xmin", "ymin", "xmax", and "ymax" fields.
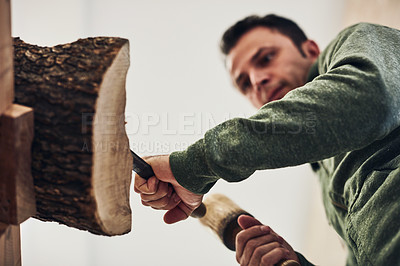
[
  {"xmin": 236, "ymin": 215, "xmax": 299, "ymax": 266},
  {"xmin": 133, "ymin": 154, "xmax": 203, "ymax": 224}
]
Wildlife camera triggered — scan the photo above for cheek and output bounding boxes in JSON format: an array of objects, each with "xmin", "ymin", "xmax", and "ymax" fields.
[
  {"xmin": 276, "ymin": 57, "xmax": 308, "ymax": 87},
  {"xmin": 288, "ymin": 61, "xmax": 310, "ymax": 86},
  {"xmin": 278, "ymin": 63, "xmax": 296, "ymax": 80}
]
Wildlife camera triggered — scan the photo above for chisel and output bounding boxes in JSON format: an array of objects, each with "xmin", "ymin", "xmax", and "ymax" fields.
[{"xmin": 131, "ymin": 150, "xmax": 299, "ymax": 266}]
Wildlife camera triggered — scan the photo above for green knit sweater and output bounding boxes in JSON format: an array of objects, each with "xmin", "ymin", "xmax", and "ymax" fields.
[{"xmin": 170, "ymin": 23, "xmax": 400, "ymax": 265}]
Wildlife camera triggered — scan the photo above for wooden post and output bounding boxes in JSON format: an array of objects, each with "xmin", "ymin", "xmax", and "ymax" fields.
[
  {"xmin": 0, "ymin": 224, "xmax": 21, "ymax": 266},
  {"xmin": 0, "ymin": 0, "xmax": 13, "ymax": 114},
  {"xmin": 0, "ymin": 0, "xmax": 36, "ymax": 265},
  {"xmin": 0, "ymin": 104, "xmax": 36, "ymax": 225}
]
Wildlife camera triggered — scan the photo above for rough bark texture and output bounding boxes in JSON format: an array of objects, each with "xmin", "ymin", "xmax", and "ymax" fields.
[{"xmin": 13, "ymin": 37, "xmax": 132, "ymax": 236}]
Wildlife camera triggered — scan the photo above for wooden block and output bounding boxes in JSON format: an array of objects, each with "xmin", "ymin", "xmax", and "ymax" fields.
[
  {"xmin": 0, "ymin": 0, "xmax": 14, "ymax": 116},
  {"xmin": 0, "ymin": 104, "xmax": 36, "ymax": 225},
  {"xmin": 0, "ymin": 223, "xmax": 21, "ymax": 266}
]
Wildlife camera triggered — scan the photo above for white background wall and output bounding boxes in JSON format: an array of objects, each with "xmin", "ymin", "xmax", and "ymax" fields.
[{"xmin": 11, "ymin": 1, "xmax": 348, "ymax": 265}]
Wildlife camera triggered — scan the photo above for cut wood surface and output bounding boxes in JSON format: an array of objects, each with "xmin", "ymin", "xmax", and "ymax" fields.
[
  {"xmin": 0, "ymin": 223, "xmax": 21, "ymax": 266},
  {"xmin": 0, "ymin": 0, "xmax": 14, "ymax": 115},
  {"xmin": 13, "ymin": 37, "xmax": 133, "ymax": 236},
  {"xmin": 0, "ymin": 104, "xmax": 36, "ymax": 225}
]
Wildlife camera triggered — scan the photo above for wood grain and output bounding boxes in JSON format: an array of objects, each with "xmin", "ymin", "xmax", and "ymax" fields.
[
  {"xmin": 0, "ymin": 0, "xmax": 14, "ymax": 115},
  {"xmin": 199, "ymin": 194, "xmax": 250, "ymax": 251},
  {"xmin": 0, "ymin": 2, "xmax": 23, "ymax": 265},
  {"xmin": 0, "ymin": 223, "xmax": 21, "ymax": 266},
  {"xmin": 0, "ymin": 104, "xmax": 36, "ymax": 225}
]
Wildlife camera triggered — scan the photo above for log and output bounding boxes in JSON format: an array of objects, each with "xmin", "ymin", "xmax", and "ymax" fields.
[{"xmin": 13, "ymin": 37, "xmax": 133, "ymax": 236}]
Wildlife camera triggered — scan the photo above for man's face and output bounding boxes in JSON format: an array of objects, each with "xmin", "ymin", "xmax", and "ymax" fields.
[{"xmin": 227, "ymin": 26, "xmax": 318, "ymax": 109}]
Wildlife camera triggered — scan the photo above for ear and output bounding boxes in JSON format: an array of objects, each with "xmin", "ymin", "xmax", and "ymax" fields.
[{"xmin": 302, "ymin": 40, "xmax": 320, "ymax": 60}]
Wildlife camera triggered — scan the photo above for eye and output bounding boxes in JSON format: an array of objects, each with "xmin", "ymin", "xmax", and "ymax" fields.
[
  {"xmin": 257, "ymin": 52, "xmax": 274, "ymax": 67},
  {"xmin": 238, "ymin": 79, "xmax": 251, "ymax": 94}
]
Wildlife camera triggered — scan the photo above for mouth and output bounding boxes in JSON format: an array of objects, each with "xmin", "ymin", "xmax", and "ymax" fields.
[{"xmin": 267, "ymin": 85, "xmax": 285, "ymax": 102}]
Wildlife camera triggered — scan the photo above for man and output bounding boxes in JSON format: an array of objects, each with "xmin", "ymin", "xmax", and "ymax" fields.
[{"xmin": 134, "ymin": 14, "xmax": 400, "ymax": 265}]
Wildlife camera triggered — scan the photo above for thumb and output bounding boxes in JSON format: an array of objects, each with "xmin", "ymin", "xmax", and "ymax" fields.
[
  {"xmin": 163, "ymin": 202, "xmax": 192, "ymax": 224},
  {"xmin": 237, "ymin": 214, "xmax": 262, "ymax": 230},
  {"xmin": 163, "ymin": 208, "xmax": 188, "ymax": 224}
]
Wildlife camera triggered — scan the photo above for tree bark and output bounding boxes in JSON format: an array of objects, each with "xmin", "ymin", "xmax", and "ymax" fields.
[{"xmin": 13, "ymin": 37, "xmax": 132, "ymax": 236}]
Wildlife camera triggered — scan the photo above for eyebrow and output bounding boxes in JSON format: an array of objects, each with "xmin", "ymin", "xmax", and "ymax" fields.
[
  {"xmin": 234, "ymin": 47, "xmax": 273, "ymax": 86},
  {"xmin": 250, "ymin": 47, "xmax": 272, "ymax": 63}
]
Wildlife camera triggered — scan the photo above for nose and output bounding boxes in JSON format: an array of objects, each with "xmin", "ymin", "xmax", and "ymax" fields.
[{"xmin": 249, "ymin": 70, "xmax": 270, "ymax": 92}]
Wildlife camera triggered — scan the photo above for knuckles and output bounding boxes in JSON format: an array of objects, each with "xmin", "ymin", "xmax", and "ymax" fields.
[
  {"xmin": 236, "ymin": 230, "xmax": 246, "ymax": 244},
  {"xmin": 246, "ymin": 238, "xmax": 258, "ymax": 250},
  {"xmin": 236, "ymin": 227, "xmax": 286, "ymax": 266},
  {"xmin": 141, "ymin": 194, "xmax": 171, "ymax": 209},
  {"xmin": 260, "ymin": 247, "xmax": 287, "ymax": 265}
]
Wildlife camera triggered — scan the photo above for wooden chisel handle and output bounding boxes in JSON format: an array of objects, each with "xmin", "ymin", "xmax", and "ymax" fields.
[
  {"xmin": 131, "ymin": 151, "xmax": 298, "ymax": 266},
  {"xmin": 199, "ymin": 194, "xmax": 300, "ymax": 266},
  {"xmin": 131, "ymin": 150, "xmax": 206, "ymax": 218}
]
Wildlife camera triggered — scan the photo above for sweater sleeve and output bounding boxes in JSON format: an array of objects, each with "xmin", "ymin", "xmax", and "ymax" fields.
[{"xmin": 170, "ymin": 23, "xmax": 400, "ymax": 194}]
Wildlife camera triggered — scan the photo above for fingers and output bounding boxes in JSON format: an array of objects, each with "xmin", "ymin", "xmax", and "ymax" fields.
[
  {"xmin": 236, "ymin": 225, "xmax": 273, "ymax": 262},
  {"xmin": 134, "ymin": 174, "xmax": 158, "ymax": 195},
  {"xmin": 236, "ymin": 224, "xmax": 292, "ymax": 266},
  {"xmin": 132, "ymin": 154, "xmax": 204, "ymax": 224},
  {"xmin": 139, "ymin": 181, "xmax": 182, "ymax": 211},
  {"xmin": 250, "ymin": 244, "xmax": 291, "ymax": 266},
  {"xmin": 140, "ymin": 181, "xmax": 169, "ymax": 201}
]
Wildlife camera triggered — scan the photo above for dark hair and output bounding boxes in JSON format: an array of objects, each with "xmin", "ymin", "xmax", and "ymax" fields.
[{"xmin": 220, "ymin": 14, "xmax": 308, "ymax": 56}]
